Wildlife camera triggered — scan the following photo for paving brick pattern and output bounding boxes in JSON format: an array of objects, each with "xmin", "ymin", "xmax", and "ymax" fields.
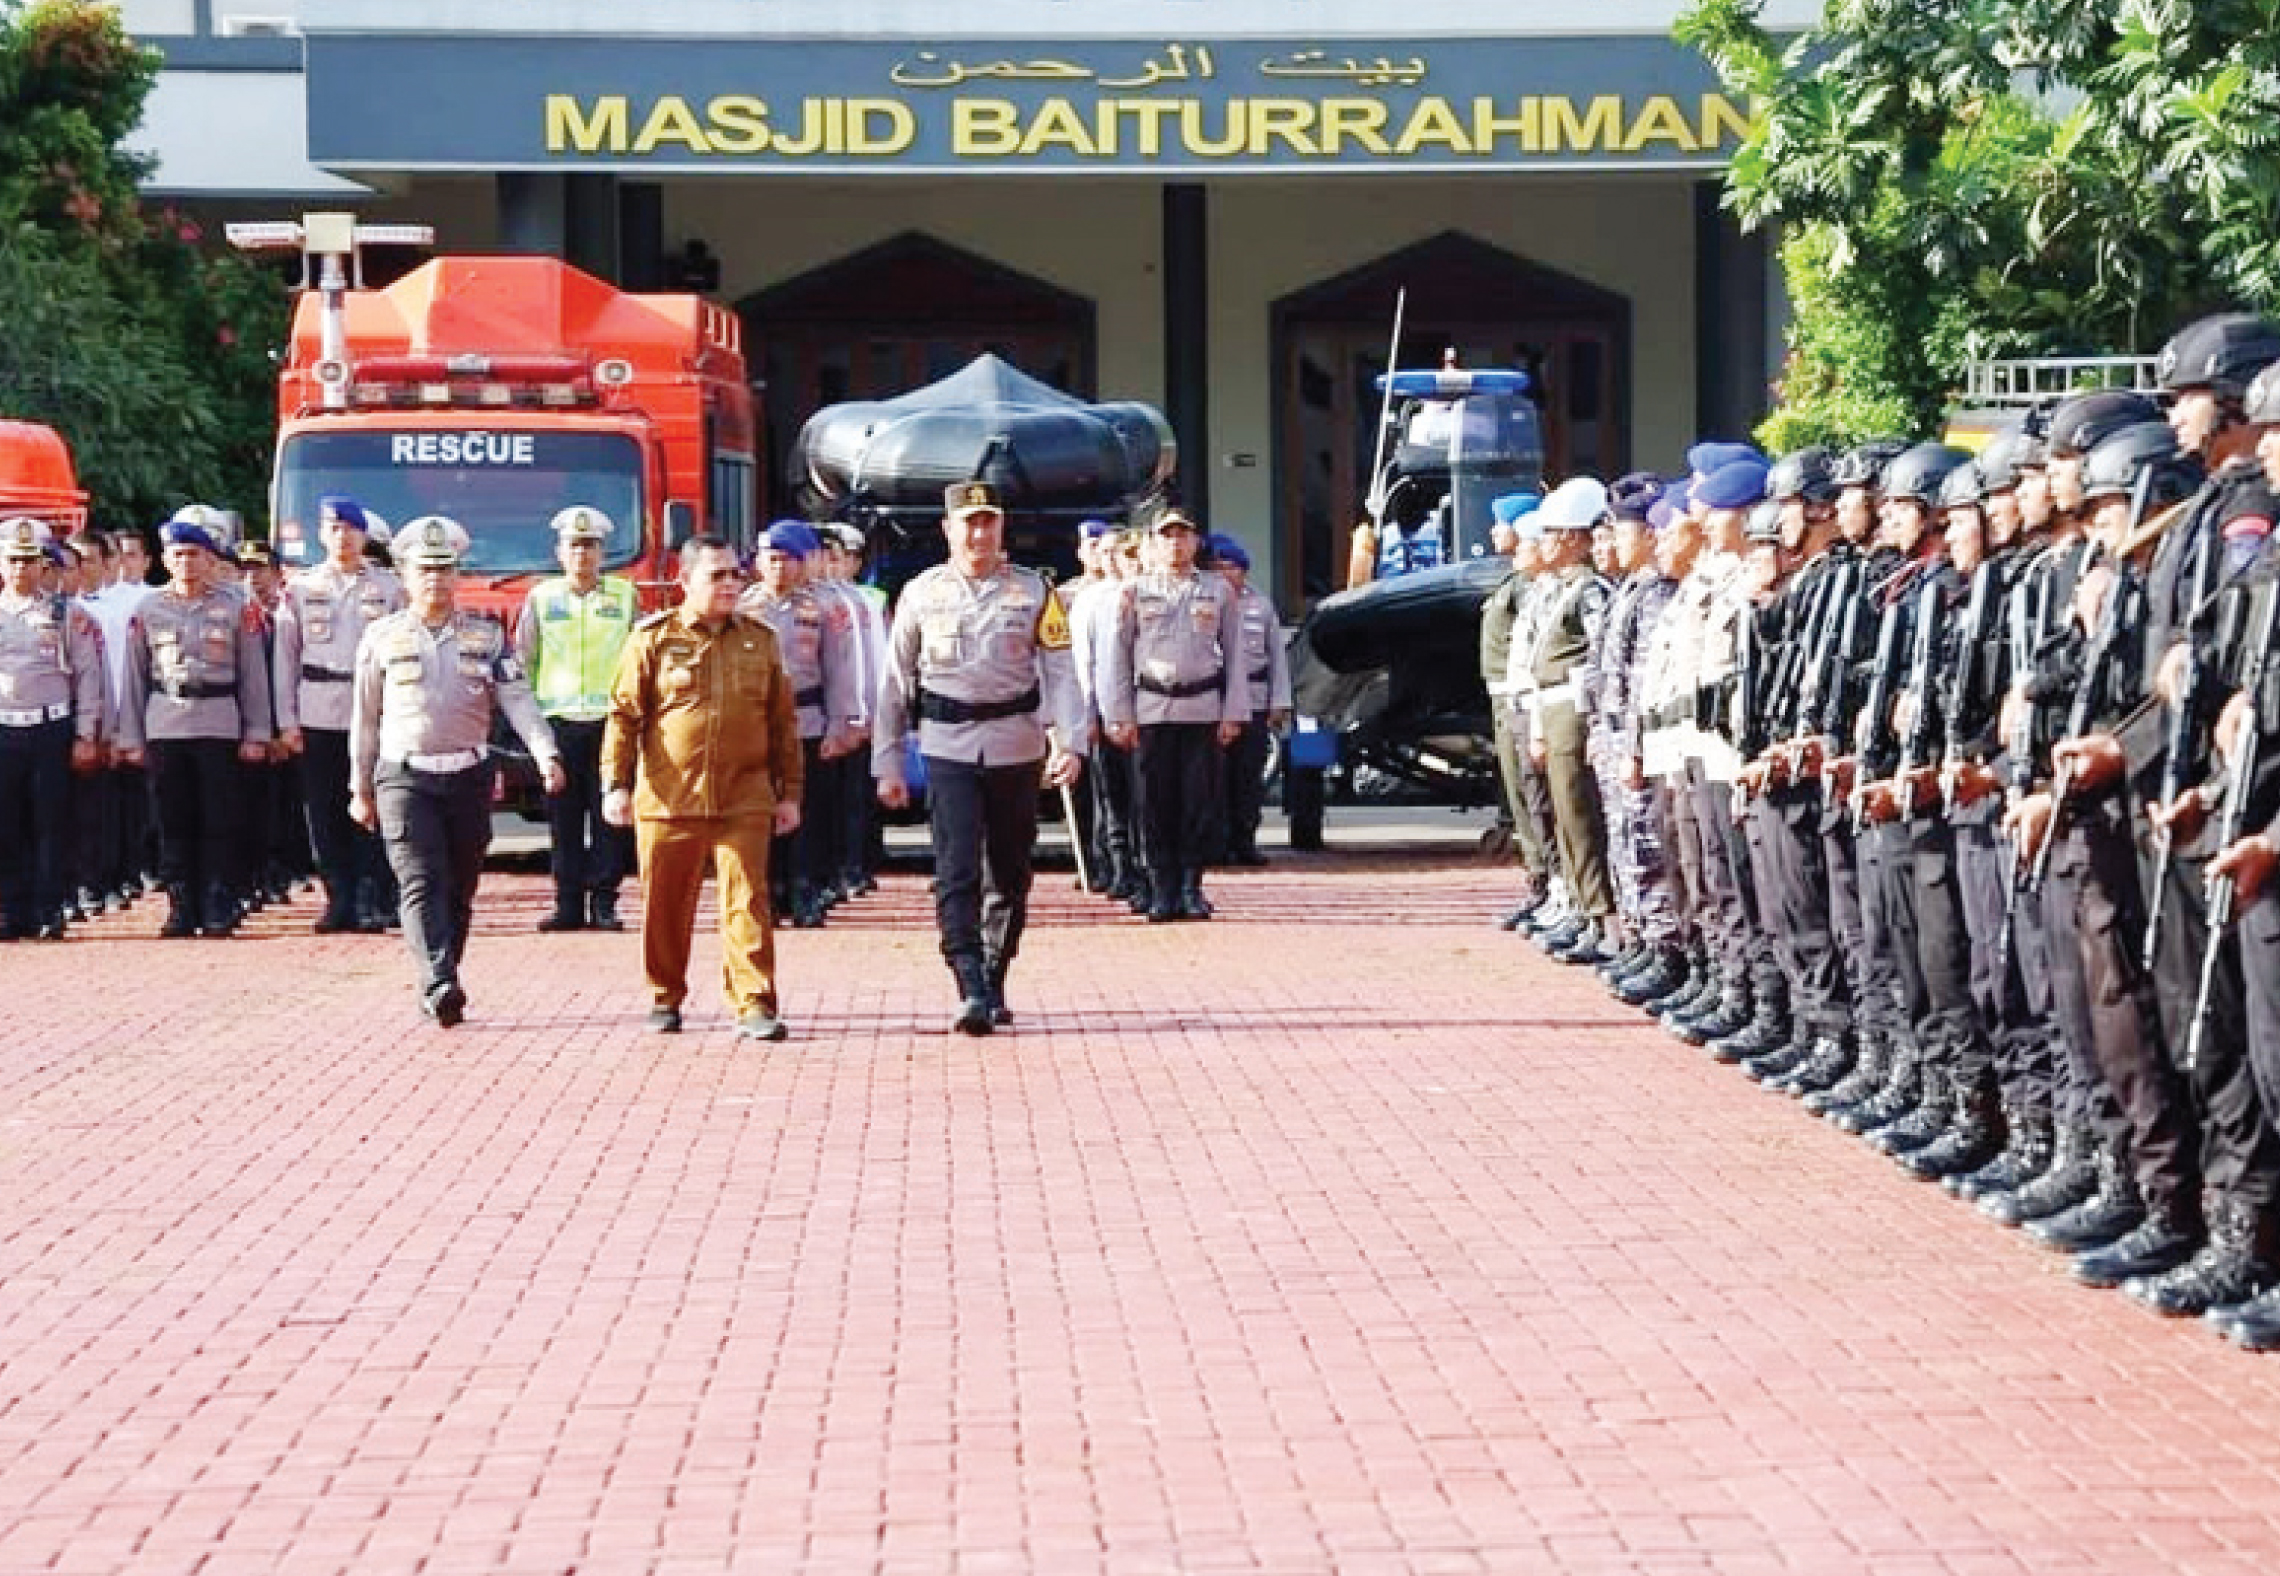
[{"xmin": 6, "ymin": 855, "xmax": 2280, "ymax": 1574}]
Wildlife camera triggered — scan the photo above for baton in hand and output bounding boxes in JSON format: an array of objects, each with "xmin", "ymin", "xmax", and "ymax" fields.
[{"xmin": 1061, "ymin": 780, "xmax": 1093, "ymax": 892}]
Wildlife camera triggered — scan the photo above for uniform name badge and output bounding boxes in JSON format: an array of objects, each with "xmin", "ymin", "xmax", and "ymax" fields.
[
  {"xmin": 1144, "ymin": 657, "xmax": 1178, "ymax": 686},
  {"xmin": 202, "ymin": 621, "xmax": 233, "ymax": 662},
  {"xmin": 922, "ymin": 616, "xmax": 961, "ymax": 667}
]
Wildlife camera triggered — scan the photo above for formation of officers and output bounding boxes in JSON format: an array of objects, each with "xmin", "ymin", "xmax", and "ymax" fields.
[{"xmin": 1484, "ymin": 310, "xmax": 2280, "ymax": 1352}]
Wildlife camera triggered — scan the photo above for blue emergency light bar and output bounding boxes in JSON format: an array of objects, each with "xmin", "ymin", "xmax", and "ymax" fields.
[{"xmin": 1374, "ymin": 368, "xmax": 1531, "ymax": 398}]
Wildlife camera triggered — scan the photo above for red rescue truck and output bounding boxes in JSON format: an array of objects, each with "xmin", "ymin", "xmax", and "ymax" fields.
[{"xmin": 231, "ymin": 215, "xmax": 759, "ymax": 620}]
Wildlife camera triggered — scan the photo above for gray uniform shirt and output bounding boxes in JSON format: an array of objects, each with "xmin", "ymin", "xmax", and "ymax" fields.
[
  {"xmin": 1101, "ymin": 568, "xmax": 1247, "ymax": 728},
  {"xmin": 738, "ymin": 582, "xmax": 863, "ymax": 741},
  {"xmin": 872, "ymin": 561, "xmax": 1086, "ymax": 771},
  {"xmin": 275, "ymin": 561, "xmax": 406, "ymax": 733},
  {"xmin": 349, "ymin": 608, "xmax": 558, "ymax": 798},
  {"xmin": 121, "ymin": 586, "xmax": 272, "ymax": 750},
  {"xmin": 0, "ymin": 591, "xmax": 105, "ymax": 741},
  {"xmin": 1230, "ymin": 582, "xmax": 1292, "ymax": 718}
]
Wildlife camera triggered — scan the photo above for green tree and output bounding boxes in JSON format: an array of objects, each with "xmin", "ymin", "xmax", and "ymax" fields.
[{"xmin": 0, "ymin": 0, "xmax": 285, "ymax": 532}]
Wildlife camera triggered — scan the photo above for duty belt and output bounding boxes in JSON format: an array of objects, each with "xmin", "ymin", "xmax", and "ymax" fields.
[
  {"xmin": 0, "ymin": 700, "xmax": 71, "ymax": 728},
  {"xmin": 793, "ymin": 684, "xmax": 825, "ymax": 709},
  {"xmin": 386, "ymin": 746, "xmax": 488, "ymax": 774},
  {"xmin": 917, "ymin": 685, "xmax": 1041, "ymax": 724},
  {"xmin": 1248, "ymin": 666, "xmax": 1272, "ymax": 684},
  {"xmin": 1136, "ymin": 671, "xmax": 1223, "ymax": 699},
  {"xmin": 160, "ymin": 681, "xmax": 237, "ymax": 701},
  {"xmin": 302, "ymin": 663, "xmax": 353, "ymax": 683}
]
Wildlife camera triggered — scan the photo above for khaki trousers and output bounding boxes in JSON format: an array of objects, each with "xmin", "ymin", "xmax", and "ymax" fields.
[{"xmin": 637, "ymin": 815, "xmax": 778, "ymax": 1016}]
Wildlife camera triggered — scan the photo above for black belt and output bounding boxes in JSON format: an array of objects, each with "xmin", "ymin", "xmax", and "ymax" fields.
[
  {"xmin": 1137, "ymin": 672, "xmax": 1223, "ymax": 699},
  {"xmin": 918, "ymin": 685, "xmax": 1040, "ymax": 724},
  {"xmin": 794, "ymin": 685, "xmax": 825, "ymax": 709},
  {"xmin": 1248, "ymin": 666, "xmax": 1271, "ymax": 684},
  {"xmin": 161, "ymin": 682, "xmax": 237, "ymax": 701},
  {"xmin": 303, "ymin": 664, "xmax": 352, "ymax": 683}
]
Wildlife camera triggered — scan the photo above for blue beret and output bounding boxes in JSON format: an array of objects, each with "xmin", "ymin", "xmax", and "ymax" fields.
[
  {"xmin": 1645, "ymin": 497, "xmax": 1677, "ymax": 532},
  {"xmin": 761, "ymin": 519, "xmax": 820, "ymax": 555},
  {"xmin": 1212, "ymin": 536, "xmax": 1251, "ymax": 571},
  {"xmin": 1079, "ymin": 517, "xmax": 1115, "ymax": 540},
  {"xmin": 1695, "ymin": 460, "xmax": 1770, "ymax": 510},
  {"xmin": 319, "ymin": 496, "xmax": 371, "ymax": 533},
  {"xmin": 1491, "ymin": 491, "xmax": 1543, "ymax": 526},
  {"xmin": 1687, "ymin": 440, "xmax": 1766, "ymax": 478},
  {"xmin": 160, "ymin": 521, "xmax": 221, "ymax": 555},
  {"xmin": 1665, "ymin": 478, "xmax": 1693, "ymax": 516}
]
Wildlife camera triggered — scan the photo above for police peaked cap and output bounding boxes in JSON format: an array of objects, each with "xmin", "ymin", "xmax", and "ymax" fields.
[
  {"xmin": 1693, "ymin": 459, "xmax": 1769, "ymax": 511},
  {"xmin": 1936, "ymin": 459, "xmax": 1984, "ymax": 512},
  {"xmin": 1881, "ymin": 443, "xmax": 1973, "ymax": 505},
  {"xmin": 2156, "ymin": 312, "xmax": 2280, "ymax": 399},
  {"xmin": 2079, "ymin": 420, "xmax": 2198, "ymax": 504},
  {"xmin": 0, "ymin": 516, "xmax": 53, "ymax": 558},
  {"xmin": 1685, "ymin": 440, "xmax": 1766, "ymax": 478},
  {"xmin": 1974, "ymin": 421, "xmax": 2043, "ymax": 493},
  {"xmin": 550, "ymin": 505, "xmax": 612, "ymax": 541},
  {"xmin": 1606, "ymin": 472, "xmax": 1666, "ymax": 521},
  {"xmin": 2046, "ymin": 389, "xmax": 2161, "ymax": 459},
  {"xmin": 1831, "ymin": 438, "xmax": 1909, "ymax": 490},
  {"xmin": 2247, "ymin": 360, "xmax": 2280, "ymax": 426},
  {"xmin": 1768, "ymin": 447, "xmax": 1839, "ymax": 506},
  {"xmin": 760, "ymin": 519, "xmax": 821, "ymax": 555},
  {"xmin": 397, "ymin": 515, "xmax": 469, "ymax": 565}
]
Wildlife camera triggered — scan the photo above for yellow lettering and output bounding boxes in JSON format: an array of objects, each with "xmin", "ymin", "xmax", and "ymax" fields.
[
  {"xmin": 1622, "ymin": 95, "xmax": 1699, "ymax": 153},
  {"xmin": 771, "ymin": 98, "xmax": 829, "ymax": 155},
  {"xmin": 1121, "ymin": 99, "xmax": 1181, "ymax": 156},
  {"xmin": 1316, "ymin": 98, "xmax": 1390, "ymax": 156},
  {"xmin": 954, "ymin": 99, "xmax": 1022, "ymax": 156},
  {"xmin": 1246, "ymin": 98, "xmax": 1319, "ymax": 157},
  {"xmin": 1020, "ymin": 97, "xmax": 1098, "ymax": 156},
  {"xmin": 1393, "ymin": 97, "xmax": 1473, "ymax": 156},
  {"xmin": 847, "ymin": 99, "xmax": 916, "ymax": 155},
  {"xmin": 706, "ymin": 95, "xmax": 770, "ymax": 155},
  {"xmin": 1179, "ymin": 99, "xmax": 1247, "ymax": 158},
  {"xmin": 1545, "ymin": 95, "xmax": 1624, "ymax": 152},
  {"xmin": 1700, "ymin": 93, "xmax": 1753, "ymax": 149},
  {"xmin": 633, "ymin": 96, "xmax": 710, "ymax": 155},
  {"xmin": 545, "ymin": 95, "xmax": 628, "ymax": 155},
  {"xmin": 1470, "ymin": 97, "xmax": 1539, "ymax": 155}
]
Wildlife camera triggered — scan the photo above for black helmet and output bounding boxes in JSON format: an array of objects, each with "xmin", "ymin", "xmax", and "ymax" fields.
[
  {"xmin": 1744, "ymin": 500, "xmax": 1783, "ymax": 544},
  {"xmin": 2155, "ymin": 312, "xmax": 2280, "ymax": 399},
  {"xmin": 1767, "ymin": 446, "xmax": 1839, "ymax": 506},
  {"xmin": 1937, "ymin": 460, "xmax": 1984, "ymax": 512},
  {"xmin": 1975, "ymin": 420, "xmax": 2042, "ymax": 492},
  {"xmin": 1881, "ymin": 442, "xmax": 1973, "ymax": 505},
  {"xmin": 2046, "ymin": 390, "xmax": 2162, "ymax": 458},
  {"xmin": 1832, "ymin": 438, "xmax": 1909, "ymax": 489},
  {"xmin": 2079, "ymin": 421, "xmax": 2201, "ymax": 507},
  {"xmin": 2246, "ymin": 361, "xmax": 2280, "ymax": 426}
]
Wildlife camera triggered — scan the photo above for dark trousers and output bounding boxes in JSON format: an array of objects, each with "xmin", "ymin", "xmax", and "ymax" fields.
[
  {"xmin": 839, "ymin": 749, "xmax": 876, "ymax": 886},
  {"xmin": 150, "ymin": 737, "xmax": 240, "ymax": 895},
  {"xmin": 68, "ymin": 753, "xmax": 104, "ymax": 901},
  {"xmin": 544, "ymin": 718, "xmax": 632, "ymax": 910},
  {"xmin": 1762, "ymin": 793, "xmax": 1844, "ymax": 1037},
  {"xmin": 772, "ymin": 737, "xmax": 830, "ymax": 912},
  {"xmin": 1958, "ymin": 815, "xmax": 2057, "ymax": 1110},
  {"xmin": 2241, "ymin": 888, "xmax": 2280, "ymax": 1186},
  {"xmin": 110, "ymin": 760, "xmax": 151, "ymax": 889},
  {"xmin": 1223, "ymin": 717, "xmax": 1272, "ymax": 861},
  {"xmin": 1823, "ymin": 817, "xmax": 1875, "ymax": 1032},
  {"xmin": 1136, "ymin": 722, "xmax": 1222, "ymax": 881},
  {"xmin": 0, "ymin": 719, "xmax": 71, "ymax": 930},
  {"xmin": 1688, "ymin": 771, "xmax": 1753, "ymax": 982},
  {"xmin": 302, "ymin": 728, "xmax": 384, "ymax": 898},
  {"xmin": 926, "ymin": 755, "xmax": 1042, "ymax": 969},
  {"xmin": 375, "ymin": 759, "xmax": 492, "ymax": 1005},
  {"xmin": 1855, "ymin": 819, "xmax": 1914, "ymax": 1045},
  {"xmin": 1089, "ymin": 740, "xmax": 1138, "ymax": 885},
  {"xmin": 1906, "ymin": 818, "xmax": 1992, "ymax": 1085}
]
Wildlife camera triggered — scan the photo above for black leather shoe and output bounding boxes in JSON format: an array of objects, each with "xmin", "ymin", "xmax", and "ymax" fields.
[
  {"xmin": 2075, "ymin": 1203, "xmax": 2201, "ymax": 1289},
  {"xmin": 429, "ymin": 981, "xmax": 467, "ymax": 1029},
  {"xmin": 588, "ymin": 890, "xmax": 625, "ymax": 931},
  {"xmin": 199, "ymin": 882, "xmax": 239, "ymax": 938},
  {"xmin": 1146, "ymin": 887, "xmax": 1179, "ymax": 923},
  {"xmin": 538, "ymin": 907, "xmax": 585, "ymax": 933},
  {"xmin": 160, "ymin": 883, "xmax": 197, "ymax": 939},
  {"xmin": 1126, "ymin": 882, "xmax": 1153, "ymax": 916},
  {"xmin": 314, "ymin": 889, "xmax": 357, "ymax": 934},
  {"xmin": 2124, "ymin": 1200, "xmax": 2269, "ymax": 1315},
  {"xmin": 985, "ymin": 957, "xmax": 1014, "ymax": 1027},
  {"xmin": 791, "ymin": 903, "xmax": 827, "ymax": 929},
  {"xmin": 950, "ymin": 956, "xmax": 994, "ymax": 1036},
  {"xmin": 1178, "ymin": 878, "xmax": 1213, "ymax": 921},
  {"xmin": 2027, "ymin": 1151, "xmax": 2144, "ymax": 1252}
]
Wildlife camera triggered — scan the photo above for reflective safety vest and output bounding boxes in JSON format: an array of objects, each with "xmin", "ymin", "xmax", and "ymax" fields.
[{"xmin": 527, "ymin": 575, "xmax": 637, "ymax": 720}]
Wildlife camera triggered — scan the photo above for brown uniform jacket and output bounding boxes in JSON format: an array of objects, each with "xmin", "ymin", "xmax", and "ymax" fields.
[{"xmin": 602, "ymin": 606, "xmax": 802, "ymax": 822}]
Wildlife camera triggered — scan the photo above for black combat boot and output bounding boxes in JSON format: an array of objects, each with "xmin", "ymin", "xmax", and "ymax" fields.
[
  {"xmin": 1948, "ymin": 1102, "xmax": 2052, "ymax": 1201},
  {"xmin": 2214, "ymin": 1283, "xmax": 2280, "ymax": 1348},
  {"xmin": 538, "ymin": 892, "xmax": 585, "ymax": 932},
  {"xmin": 2027, "ymin": 1145, "xmax": 2145, "ymax": 1252},
  {"xmin": 1869, "ymin": 1062, "xmax": 1954, "ymax": 1156},
  {"xmin": 983, "ymin": 954, "xmax": 1014, "ymax": 1028},
  {"xmin": 2073, "ymin": 1193, "xmax": 2202, "ymax": 1289},
  {"xmin": 588, "ymin": 889, "xmax": 624, "ymax": 932},
  {"xmin": 1831, "ymin": 1043, "xmax": 1921, "ymax": 1136},
  {"xmin": 1642, "ymin": 949, "xmax": 1709, "ymax": 1015},
  {"xmin": 1615, "ymin": 945, "xmax": 1687, "ymax": 1007},
  {"xmin": 1126, "ymin": 873, "xmax": 1154, "ymax": 916},
  {"xmin": 1900, "ymin": 1073, "xmax": 2006, "ymax": 1181},
  {"xmin": 160, "ymin": 883, "xmax": 198, "ymax": 939},
  {"xmin": 2125, "ymin": 1198, "xmax": 2271, "ymax": 1316},
  {"xmin": 1769, "ymin": 1034, "xmax": 1854, "ymax": 1098},
  {"xmin": 1670, "ymin": 982, "xmax": 1750, "ymax": 1046},
  {"xmin": 1806, "ymin": 1031, "xmax": 1889, "ymax": 1117},
  {"xmin": 1178, "ymin": 872, "xmax": 1214, "ymax": 920},
  {"xmin": 1596, "ymin": 939, "xmax": 1645, "ymax": 983},
  {"xmin": 949, "ymin": 954, "xmax": 995, "ymax": 1036},
  {"xmin": 313, "ymin": 881, "xmax": 358, "ymax": 934},
  {"xmin": 1146, "ymin": 870, "xmax": 1180, "ymax": 924},
  {"xmin": 1983, "ymin": 1121, "xmax": 2100, "ymax": 1225},
  {"xmin": 199, "ymin": 881, "xmax": 240, "ymax": 938},
  {"xmin": 1742, "ymin": 1027, "xmax": 1817, "ymax": 1085}
]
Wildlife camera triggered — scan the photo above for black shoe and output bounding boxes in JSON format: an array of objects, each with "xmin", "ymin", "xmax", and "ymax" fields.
[
  {"xmin": 1639, "ymin": 956, "xmax": 1708, "ymax": 1015},
  {"xmin": 647, "ymin": 1004, "xmax": 683, "ymax": 1034},
  {"xmin": 1549, "ymin": 920, "xmax": 1604, "ymax": 964},
  {"xmin": 314, "ymin": 887, "xmax": 358, "ymax": 934},
  {"xmin": 1806, "ymin": 1036, "xmax": 1889, "ymax": 1117},
  {"xmin": 1983, "ymin": 1124, "xmax": 2100, "ymax": 1226},
  {"xmin": 429, "ymin": 981, "xmax": 467, "ymax": 1029},
  {"xmin": 1615, "ymin": 948, "xmax": 1685, "ymax": 1007},
  {"xmin": 35, "ymin": 914, "xmax": 66, "ymax": 941},
  {"xmin": 1948, "ymin": 1108, "xmax": 2052, "ymax": 1201},
  {"xmin": 984, "ymin": 956, "xmax": 1014, "ymax": 1027},
  {"xmin": 1867, "ymin": 1072, "xmax": 1953, "ymax": 1157},
  {"xmin": 198, "ymin": 882, "xmax": 239, "ymax": 938},
  {"xmin": 1533, "ymin": 916, "xmax": 1584, "ymax": 954},
  {"xmin": 160, "ymin": 883, "xmax": 197, "ymax": 939},
  {"xmin": 791, "ymin": 903, "xmax": 827, "ymax": 929},
  {"xmin": 589, "ymin": 891, "xmax": 624, "ymax": 932},
  {"xmin": 2074, "ymin": 1202, "xmax": 2201, "ymax": 1289},
  {"xmin": 2210, "ymin": 1282, "xmax": 2280, "ymax": 1343},
  {"xmin": 1769, "ymin": 1036, "xmax": 1853, "ymax": 1098},
  {"xmin": 1739, "ymin": 1034, "xmax": 1812, "ymax": 1084},
  {"xmin": 950, "ymin": 956, "xmax": 995, "ymax": 1035},
  {"xmin": 2028, "ymin": 1151, "xmax": 2145, "ymax": 1252},
  {"xmin": 1178, "ymin": 877, "xmax": 1213, "ymax": 921},
  {"xmin": 537, "ymin": 906, "xmax": 585, "ymax": 933},
  {"xmin": 2125, "ymin": 1200, "xmax": 2270, "ymax": 1315},
  {"xmin": 1128, "ymin": 880, "xmax": 1156, "ymax": 917},
  {"xmin": 1672, "ymin": 992, "xmax": 1752, "ymax": 1047},
  {"xmin": 1831, "ymin": 1051, "xmax": 1921, "ymax": 1135},
  {"xmin": 1900, "ymin": 1077, "xmax": 2006, "ymax": 1181},
  {"xmin": 1706, "ymin": 1013, "xmax": 1784, "ymax": 1066},
  {"xmin": 1228, "ymin": 846, "xmax": 1269, "ymax": 868}
]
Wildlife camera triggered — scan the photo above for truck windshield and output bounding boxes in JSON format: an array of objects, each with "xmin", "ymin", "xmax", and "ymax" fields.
[{"xmin": 274, "ymin": 429, "xmax": 644, "ymax": 573}]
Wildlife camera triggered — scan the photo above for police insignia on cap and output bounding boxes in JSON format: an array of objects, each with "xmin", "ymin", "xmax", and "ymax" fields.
[
  {"xmin": 947, "ymin": 481, "xmax": 1003, "ymax": 515},
  {"xmin": 1, "ymin": 518, "xmax": 46, "ymax": 557}
]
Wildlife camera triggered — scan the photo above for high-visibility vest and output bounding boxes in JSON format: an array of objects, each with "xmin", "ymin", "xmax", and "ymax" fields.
[{"xmin": 527, "ymin": 575, "xmax": 637, "ymax": 719}]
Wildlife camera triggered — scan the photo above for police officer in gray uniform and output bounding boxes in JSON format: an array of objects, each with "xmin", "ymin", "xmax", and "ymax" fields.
[
  {"xmin": 0, "ymin": 518, "xmax": 106, "ymax": 939},
  {"xmin": 275, "ymin": 496, "xmax": 404, "ymax": 933},
  {"xmin": 118, "ymin": 519, "xmax": 274, "ymax": 939},
  {"xmin": 874, "ymin": 481, "xmax": 1087, "ymax": 1034},
  {"xmin": 1101, "ymin": 500, "xmax": 1248, "ymax": 923},
  {"xmin": 349, "ymin": 517, "xmax": 563, "ymax": 1027},
  {"xmin": 1209, "ymin": 534, "xmax": 1290, "ymax": 867}
]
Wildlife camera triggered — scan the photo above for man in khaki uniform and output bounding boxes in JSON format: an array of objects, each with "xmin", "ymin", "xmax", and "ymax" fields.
[{"xmin": 604, "ymin": 536, "xmax": 803, "ymax": 1040}]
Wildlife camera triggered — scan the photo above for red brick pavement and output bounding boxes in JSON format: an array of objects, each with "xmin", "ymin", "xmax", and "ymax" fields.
[{"xmin": 5, "ymin": 855, "xmax": 2280, "ymax": 1574}]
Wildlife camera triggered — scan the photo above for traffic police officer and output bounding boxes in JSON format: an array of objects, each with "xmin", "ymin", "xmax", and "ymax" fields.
[
  {"xmin": 349, "ymin": 517, "xmax": 563, "ymax": 1027},
  {"xmin": 1101, "ymin": 500, "xmax": 1247, "ymax": 923},
  {"xmin": 1522, "ymin": 477, "xmax": 1616, "ymax": 963},
  {"xmin": 0, "ymin": 518, "xmax": 104, "ymax": 939},
  {"xmin": 602, "ymin": 535, "xmax": 801, "ymax": 1041},
  {"xmin": 1210, "ymin": 534, "xmax": 1290, "ymax": 867},
  {"xmin": 875, "ymin": 481, "xmax": 1086, "ymax": 1034},
  {"xmin": 275, "ymin": 496, "xmax": 404, "ymax": 933},
  {"xmin": 119, "ymin": 518, "xmax": 273, "ymax": 939},
  {"xmin": 515, "ymin": 504, "xmax": 640, "ymax": 932}
]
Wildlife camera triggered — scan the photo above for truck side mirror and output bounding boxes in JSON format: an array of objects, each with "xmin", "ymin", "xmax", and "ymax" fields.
[{"xmin": 663, "ymin": 501, "xmax": 697, "ymax": 550}]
